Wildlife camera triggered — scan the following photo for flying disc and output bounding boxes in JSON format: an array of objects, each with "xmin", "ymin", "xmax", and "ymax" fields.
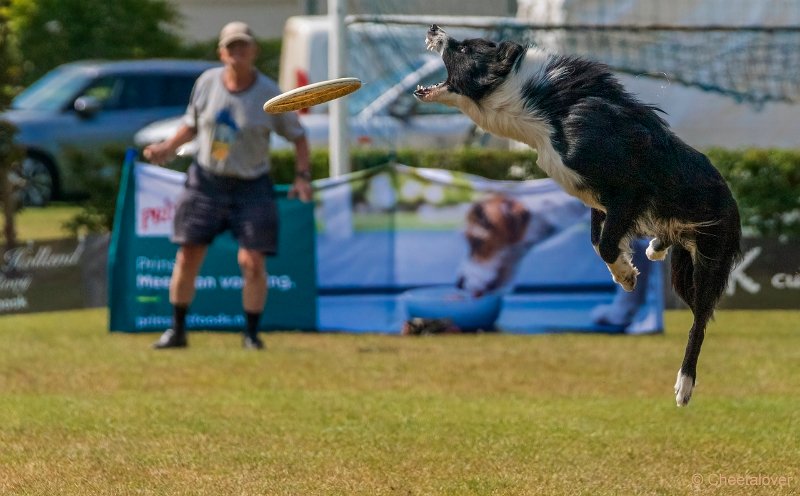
[{"xmin": 263, "ymin": 77, "xmax": 362, "ymax": 113}]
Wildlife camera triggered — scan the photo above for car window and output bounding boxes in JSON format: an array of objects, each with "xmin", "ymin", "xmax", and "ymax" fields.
[
  {"xmin": 116, "ymin": 76, "xmax": 161, "ymax": 109},
  {"xmin": 11, "ymin": 66, "xmax": 92, "ymax": 111},
  {"xmin": 160, "ymin": 75, "xmax": 198, "ymax": 107},
  {"xmin": 80, "ymin": 74, "xmax": 198, "ymax": 111},
  {"xmin": 79, "ymin": 76, "xmax": 124, "ymax": 109}
]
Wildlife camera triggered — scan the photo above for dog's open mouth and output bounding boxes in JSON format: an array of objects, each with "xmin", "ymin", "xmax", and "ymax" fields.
[
  {"xmin": 413, "ymin": 82, "xmax": 445, "ymax": 101},
  {"xmin": 414, "ymin": 25, "xmax": 449, "ymax": 102}
]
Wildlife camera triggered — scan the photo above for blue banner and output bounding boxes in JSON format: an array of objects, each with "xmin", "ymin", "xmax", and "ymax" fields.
[
  {"xmin": 313, "ymin": 165, "xmax": 663, "ymax": 334},
  {"xmin": 108, "ymin": 158, "xmax": 662, "ymax": 335}
]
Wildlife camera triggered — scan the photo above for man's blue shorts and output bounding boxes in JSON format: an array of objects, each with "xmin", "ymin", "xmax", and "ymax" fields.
[{"xmin": 172, "ymin": 164, "xmax": 279, "ymax": 255}]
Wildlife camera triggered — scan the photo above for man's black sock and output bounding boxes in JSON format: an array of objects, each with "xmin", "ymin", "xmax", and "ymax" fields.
[
  {"xmin": 245, "ymin": 312, "xmax": 261, "ymax": 337},
  {"xmin": 173, "ymin": 304, "xmax": 189, "ymax": 335}
]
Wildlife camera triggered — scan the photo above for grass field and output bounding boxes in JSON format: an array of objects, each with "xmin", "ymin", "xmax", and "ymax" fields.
[
  {"xmin": 1, "ymin": 308, "xmax": 798, "ymax": 495},
  {"xmin": 12, "ymin": 204, "xmax": 82, "ymax": 241}
]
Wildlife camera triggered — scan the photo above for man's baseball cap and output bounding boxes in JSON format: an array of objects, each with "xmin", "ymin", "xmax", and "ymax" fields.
[{"xmin": 218, "ymin": 21, "xmax": 255, "ymax": 48}]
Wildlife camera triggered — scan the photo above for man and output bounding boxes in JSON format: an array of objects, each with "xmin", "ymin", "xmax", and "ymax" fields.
[{"xmin": 143, "ymin": 21, "xmax": 312, "ymax": 350}]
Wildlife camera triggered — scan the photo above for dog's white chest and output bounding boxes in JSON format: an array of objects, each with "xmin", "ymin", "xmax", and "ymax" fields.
[{"xmin": 465, "ymin": 99, "xmax": 600, "ymax": 209}]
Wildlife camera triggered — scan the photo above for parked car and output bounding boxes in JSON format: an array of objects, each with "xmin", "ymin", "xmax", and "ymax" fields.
[
  {"xmin": 134, "ymin": 55, "xmax": 509, "ymax": 158},
  {"xmin": 1, "ymin": 59, "xmax": 218, "ymax": 205}
]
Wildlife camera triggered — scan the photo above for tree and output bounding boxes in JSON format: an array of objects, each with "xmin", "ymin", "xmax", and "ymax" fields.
[
  {"xmin": 7, "ymin": 0, "xmax": 184, "ymax": 85},
  {"xmin": 1, "ymin": 0, "xmax": 22, "ymax": 247}
]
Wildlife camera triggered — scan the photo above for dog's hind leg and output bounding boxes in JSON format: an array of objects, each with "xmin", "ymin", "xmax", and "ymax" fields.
[
  {"xmin": 596, "ymin": 205, "xmax": 640, "ymax": 292},
  {"xmin": 673, "ymin": 229, "xmax": 739, "ymax": 406}
]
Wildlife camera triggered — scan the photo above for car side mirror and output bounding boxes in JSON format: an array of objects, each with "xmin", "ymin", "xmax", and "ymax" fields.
[{"xmin": 73, "ymin": 96, "xmax": 102, "ymax": 118}]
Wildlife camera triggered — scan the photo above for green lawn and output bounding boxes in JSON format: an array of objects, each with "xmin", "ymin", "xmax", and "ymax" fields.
[
  {"xmin": 1, "ymin": 309, "xmax": 798, "ymax": 495},
  {"xmin": 10, "ymin": 204, "xmax": 81, "ymax": 241}
]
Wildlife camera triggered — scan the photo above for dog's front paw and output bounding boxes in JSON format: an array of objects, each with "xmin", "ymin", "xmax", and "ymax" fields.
[
  {"xmin": 674, "ymin": 370, "xmax": 695, "ymax": 407},
  {"xmin": 646, "ymin": 238, "xmax": 668, "ymax": 261},
  {"xmin": 610, "ymin": 263, "xmax": 639, "ymax": 292}
]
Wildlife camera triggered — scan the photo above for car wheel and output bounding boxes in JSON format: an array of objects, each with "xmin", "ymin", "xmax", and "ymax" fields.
[{"xmin": 10, "ymin": 153, "xmax": 58, "ymax": 207}]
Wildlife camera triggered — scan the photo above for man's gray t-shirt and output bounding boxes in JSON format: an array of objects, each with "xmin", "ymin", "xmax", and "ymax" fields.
[{"xmin": 182, "ymin": 67, "xmax": 305, "ymax": 179}]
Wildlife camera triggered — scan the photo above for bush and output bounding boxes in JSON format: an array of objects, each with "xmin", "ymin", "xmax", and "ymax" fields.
[
  {"xmin": 61, "ymin": 146, "xmax": 127, "ymax": 235},
  {"xmin": 8, "ymin": 0, "xmax": 184, "ymax": 86},
  {"xmin": 1, "ymin": 119, "xmax": 24, "ymax": 246},
  {"xmin": 269, "ymin": 148, "xmax": 545, "ymax": 184},
  {"xmin": 69, "ymin": 147, "xmax": 799, "ymax": 240},
  {"xmin": 707, "ymin": 148, "xmax": 800, "ymax": 239},
  {"xmin": 177, "ymin": 38, "xmax": 282, "ymax": 81}
]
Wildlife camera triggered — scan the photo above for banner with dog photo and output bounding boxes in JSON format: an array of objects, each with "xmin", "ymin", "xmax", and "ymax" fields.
[
  {"xmin": 314, "ymin": 164, "xmax": 664, "ymax": 335},
  {"xmin": 109, "ymin": 157, "xmax": 662, "ymax": 335}
]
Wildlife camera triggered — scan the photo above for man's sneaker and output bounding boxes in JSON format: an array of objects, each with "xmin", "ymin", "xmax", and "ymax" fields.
[
  {"xmin": 152, "ymin": 329, "xmax": 187, "ymax": 349},
  {"xmin": 243, "ymin": 333, "xmax": 264, "ymax": 350}
]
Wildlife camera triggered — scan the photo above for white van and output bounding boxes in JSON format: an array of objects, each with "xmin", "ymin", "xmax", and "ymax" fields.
[{"xmin": 278, "ymin": 16, "xmax": 330, "ymax": 97}]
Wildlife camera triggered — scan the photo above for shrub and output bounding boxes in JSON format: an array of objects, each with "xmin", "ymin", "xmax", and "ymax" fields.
[
  {"xmin": 707, "ymin": 148, "xmax": 800, "ymax": 239},
  {"xmin": 269, "ymin": 148, "xmax": 546, "ymax": 184},
  {"xmin": 66, "ymin": 147, "xmax": 800, "ymax": 240}
]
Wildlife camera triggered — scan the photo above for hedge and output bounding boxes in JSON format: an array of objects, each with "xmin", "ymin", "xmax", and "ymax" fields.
[
  {"xmin": 271, "ymin": 147, "xmax": 800, "ymax": 240},
  {"xmin": 268, "ymin": 148, "xmax": 547, "ymax": 184},
  {"xmin": 19, "ymin": 145, "xmax": 800, "ymax": 240},
  {"xmin": 706, "ymin": 148, "xmax": 800, "ymax": 239}
]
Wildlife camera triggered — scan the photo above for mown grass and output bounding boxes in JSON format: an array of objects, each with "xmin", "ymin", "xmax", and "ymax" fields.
[
  {"xmin": 1, "ymin": 309, "xmax": 798, "ymax": 495},
  {"xmin": 11, "ymin": 204, "xmax": 81, "ymax": 241}
]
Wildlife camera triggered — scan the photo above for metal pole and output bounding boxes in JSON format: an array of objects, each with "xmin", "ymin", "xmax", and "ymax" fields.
[{"xmin": 328, "ymin": 0, "xmax": 349, "ymax": 177}]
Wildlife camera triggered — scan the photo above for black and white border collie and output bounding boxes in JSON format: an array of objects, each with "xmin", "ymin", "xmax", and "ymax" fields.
[{"xmin": 415, "ymin": 25, "xmax": 741, "ymax": 407}]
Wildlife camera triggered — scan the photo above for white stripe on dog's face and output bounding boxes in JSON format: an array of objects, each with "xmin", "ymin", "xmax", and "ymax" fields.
[{"xmin": 425, "ymin": 24, "xmax": 447, "ymax": 55}]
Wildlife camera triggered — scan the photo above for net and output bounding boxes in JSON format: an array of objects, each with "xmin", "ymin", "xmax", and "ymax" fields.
[{"xmin": 345, "ymin": 0, "xmax": 800, "ymax": 106}]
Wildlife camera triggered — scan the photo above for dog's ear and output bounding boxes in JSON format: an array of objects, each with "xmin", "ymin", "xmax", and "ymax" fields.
[
  {"xmin": 495, "ymin": 41, "xmax": 524, "ymax": 70},
  {"xmin": 504, "ymin": 201, "xmax": 531, "ymax": 244}
]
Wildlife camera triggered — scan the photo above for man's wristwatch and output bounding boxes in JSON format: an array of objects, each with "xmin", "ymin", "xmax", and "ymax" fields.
[{"xmin": 295, "ymin": 170, "xmax": 311, "ymax": 181}]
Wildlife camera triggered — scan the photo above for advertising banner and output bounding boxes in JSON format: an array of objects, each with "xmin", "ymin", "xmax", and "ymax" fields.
[
  {"xmin": 108, "ymin": 156, "xmax": 317, "ymax": 332},
  {"xmin": 720, "ymin": 237, "xmax": 800, "ymax": 309},
  {"xmin": 1, "ymin": 235, "xmax": 107, "ymax": 315},
  {"xmin": 314, "ymin": 164, "xmax": 664, "ymax": 334},
  {"xmin": 108, "ymin": 158, "xmax": 663, "ymax": 335}
]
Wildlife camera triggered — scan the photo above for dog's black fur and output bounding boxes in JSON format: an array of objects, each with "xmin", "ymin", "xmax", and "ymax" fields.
[{"xmin": 415, "ymin": 25, "xmax": 741, "ymax": 406}]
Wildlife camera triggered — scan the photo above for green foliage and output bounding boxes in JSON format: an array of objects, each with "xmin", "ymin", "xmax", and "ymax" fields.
[
  {"xmin": 0, "ymin": 119, "xmax": 23, "ymax": 175},
  {"xmin": 177, "ymin": 37, "xmax": 283, "ymax": 81},
  {"xmin": 269, "ymin": 148, "xmax": 546, "ymax": 184},
  {"xmin": 0, "ymin": 0, "xmax": 17, "ymax": 106},
  {"xmin": 1, "ymin": 4, "xmax": 23, "ymax": 245},
  {"xmin": 707, "ymin": 148, "xmax": 800, "ymax": 239},
  {"xmin": 4, "ymin": 0, "xmax": 284, "ymax": 91},
  {"xmin": 60, "ymin": 146, "xmax": 127, "ymax": 235},
  {"xmin": 68, "ymin": 147, "xmax": 799, "ymax": 240},
  {"xmin": 8, "ymin": 0, "xmax": 183, "ymax": 85}
]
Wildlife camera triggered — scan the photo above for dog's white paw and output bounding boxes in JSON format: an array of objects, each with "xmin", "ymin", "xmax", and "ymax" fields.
[
  {"xmin": 674, "ymin": 370, "xmax": 695, "ymax": 407},
  {"xmin": 646, "ymin": 239, "xmax": 668, "ymax": 261}
]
